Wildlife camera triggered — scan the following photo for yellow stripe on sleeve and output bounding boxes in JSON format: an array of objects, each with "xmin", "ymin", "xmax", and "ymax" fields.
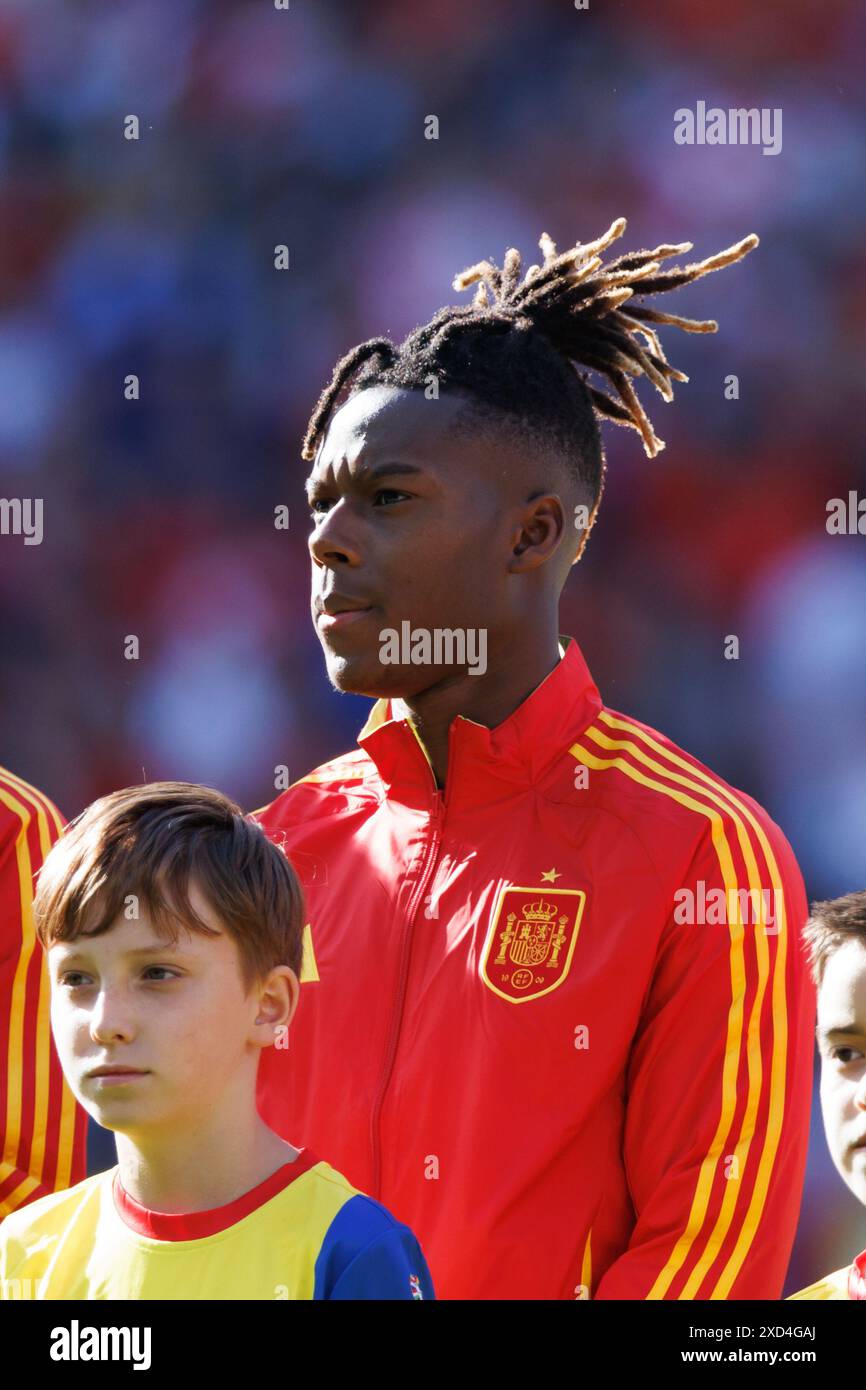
[
  {"xmin": 596, "ymin": 710, "xmax": 789, "ymax": 1300},
  {"xmin": 571, "ymin": 715, "xmax": 784, "ymax": 1299},
  {"xmin": 0, "ymin": 775, "xmax": 76, "ymax": 1200}
]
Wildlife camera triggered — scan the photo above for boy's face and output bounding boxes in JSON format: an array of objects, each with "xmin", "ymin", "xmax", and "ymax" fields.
[
  {"xmin": 817, "ymin": 937, "xmax": 866, "ymax": 1205},
  {"xmin": 47, "ymin": 882, "xmax": 297, "ymax": 1138}
]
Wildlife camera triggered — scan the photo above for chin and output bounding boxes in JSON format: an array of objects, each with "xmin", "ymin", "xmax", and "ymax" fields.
[
  {"xmin": 325, "ymin": 644, "xmax": 439, "ymax": 700},
  {"xmin": 846, "ymin": 1158, "xmax": 866, "ymax": 1206},
  {"xmin": 325, "ymin": 654, "xmax": 404, "ymax": 699},
  {"xmin": 848, "ymin": 1178, "xmax": 866, "ymax": 1206}
]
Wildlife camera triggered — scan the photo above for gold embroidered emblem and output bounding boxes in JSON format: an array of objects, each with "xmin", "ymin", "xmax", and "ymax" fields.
[{"xmin": 480, "ymin": 886, "xmax": 586, "ymax": 1003}]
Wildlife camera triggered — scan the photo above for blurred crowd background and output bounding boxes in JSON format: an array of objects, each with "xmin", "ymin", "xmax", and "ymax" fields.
[{"xmin": 2, "ymin": 0, "xmax": 865, "ymax": 1295}]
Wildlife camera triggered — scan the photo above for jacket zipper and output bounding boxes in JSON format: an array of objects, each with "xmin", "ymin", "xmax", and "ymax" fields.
[{"xmin": 369, "ymin": 783, "xmax": 445, "ymax": 1198}]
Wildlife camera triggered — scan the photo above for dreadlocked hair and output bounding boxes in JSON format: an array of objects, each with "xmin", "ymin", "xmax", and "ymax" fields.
[{"xmin": 302, "ymin": 216, "xmax": 758, "ymax": 563}]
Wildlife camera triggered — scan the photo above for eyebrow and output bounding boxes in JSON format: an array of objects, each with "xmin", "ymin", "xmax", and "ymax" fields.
[
  {"xmin": 52, "ymin": 941, "xmax": 197, "ymax": 962},
  {"xmin": 304, "ymin": 462, "xmax": 427, "ymax": 498},
  {"xmin": 816, "ymin": 1024, "xmax": 865, "ymax": 1042}
]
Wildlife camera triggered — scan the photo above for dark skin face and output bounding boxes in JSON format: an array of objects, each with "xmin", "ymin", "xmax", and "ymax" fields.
[{"xmin": 306, "ymin": 384, "xmax": 582, "ymax": 788}]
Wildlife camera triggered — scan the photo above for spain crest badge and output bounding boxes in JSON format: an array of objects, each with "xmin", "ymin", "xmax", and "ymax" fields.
[{"xmin": 480, "ymin": 885, "xmax": 586, "ymax": 1003}]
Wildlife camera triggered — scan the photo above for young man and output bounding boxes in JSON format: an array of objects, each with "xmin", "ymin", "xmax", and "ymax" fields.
[
  {"xmin": 254, "ymin": 217, "xmax": 816, "ymax": 1299},
  {"xmin": 0, "ymin": 765, "xmax": 87, "ymax": 1218},
  {"xmin": 0, "ymin": 783, "xmax": 434, "ymax": 1300},
  {"xmin": 788, "ymin": 893, "xmax": 866, "ymax": 1301}
]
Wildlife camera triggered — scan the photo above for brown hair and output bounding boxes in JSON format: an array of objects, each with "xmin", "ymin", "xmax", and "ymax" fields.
[
  {"xmin": 33, "ymin": 781, "xmax": 305, "ymax": 992},
  {"xmin": 802, "ymin": 891, "xmax": 866, "ymax": 988}
]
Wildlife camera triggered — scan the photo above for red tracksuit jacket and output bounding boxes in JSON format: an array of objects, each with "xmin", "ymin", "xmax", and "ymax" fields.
[
  {"xmin": 0, "ymin": 769, "xmax": 87, "ymax": 1220},
  {"xmin": 254, "ymin": 636, "xmax": 815, "ymax": 1299}
]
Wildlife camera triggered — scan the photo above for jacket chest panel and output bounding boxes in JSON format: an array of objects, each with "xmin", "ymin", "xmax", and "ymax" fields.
[{"xmin": 297, "ymin": 819, "xmax": 660, "ymax": 1110}]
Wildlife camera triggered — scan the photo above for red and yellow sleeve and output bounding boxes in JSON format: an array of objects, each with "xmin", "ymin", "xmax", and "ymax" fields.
[
  {"xmin": 594, "ymin": 803, "xmax": 815, "ymax": 1300},
  {"xmin": 0, "ymin": 770, "xmax": 87, "ymax": 1219}
]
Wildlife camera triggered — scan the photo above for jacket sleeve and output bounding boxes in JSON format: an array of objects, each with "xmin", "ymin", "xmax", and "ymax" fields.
[
  {"xmin": 0, "ymin": 775, "xmax": 87, "ymax": 1218},
  {"xmin": 594, "ymin": 808, "xmax": 815, "ymax": 1300}
]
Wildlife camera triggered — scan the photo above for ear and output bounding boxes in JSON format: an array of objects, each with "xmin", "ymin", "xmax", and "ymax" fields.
[
  {"xmin": 507, "ymin": 494, "xmax": 567, "ymax": 574},
  {"xmin": 252, "ymin": 966, "xmax": 300, "ymax": 1046}
]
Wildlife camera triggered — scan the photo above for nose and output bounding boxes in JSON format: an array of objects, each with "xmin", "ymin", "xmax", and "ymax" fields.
[
  {"xmin": 88, "ymin": 986, "xmax": 137, "ymax": 1046},
  {"xmin": 308, "ymin": 501, "xmax": 363, "ymax": 569}
]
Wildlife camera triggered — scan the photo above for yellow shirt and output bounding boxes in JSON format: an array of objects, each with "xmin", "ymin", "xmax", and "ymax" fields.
[
  {"xmin": 0, "ymin": 1147, "xmax": 434, "ymax": 1300},
  {"xmin": 787, "ymin": 1267, "xmax": 852, "ymax": 1300},
  {"xmin": 788, "ymin": 1247, "xmax": 865, "ymax": 1301}
]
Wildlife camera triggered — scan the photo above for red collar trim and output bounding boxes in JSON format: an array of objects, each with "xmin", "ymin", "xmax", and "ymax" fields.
[
  {"xmin": 112, "ymin": 1148, "xmax": 321, "ymax": 1241},
  {"xmin": 356, "ymin": 635, "xmax": 602, "ymax": 810},
  {"xmin": 848, "ymin": 1247, "xmax": 866, "ymax": 1300}
]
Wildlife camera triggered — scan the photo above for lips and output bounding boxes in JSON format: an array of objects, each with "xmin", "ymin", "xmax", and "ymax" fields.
[
  {"xmin": 88, "ymin": 1065, "xmax": 148, "ymax": 1078},
  {"xmin": 316, "ymin": 594, "xmax": 376, "ymax": 633},
  {"xmin": 319, "ymin": 594, "xmax": 375, "ymax": 618}
]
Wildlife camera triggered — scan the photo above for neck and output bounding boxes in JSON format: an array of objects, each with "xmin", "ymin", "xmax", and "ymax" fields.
[
  {"xmin": 114, "ymin": 1108, "xmax": 297, "ymax": 1214},
  {"xmin": 394, "ymin": 621, "xmax": 563, "ymax": 789}
]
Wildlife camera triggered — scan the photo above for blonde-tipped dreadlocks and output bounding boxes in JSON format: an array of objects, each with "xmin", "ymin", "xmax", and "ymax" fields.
[{"xmin": 301, "ymin": 216, "xmax": 757, "ymax": 560}]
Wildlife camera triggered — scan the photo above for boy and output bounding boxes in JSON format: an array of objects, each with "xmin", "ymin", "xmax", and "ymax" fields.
[
  {"xmin": 789, "ymin": 891, "xmax": 866, "ymax": 1300},
  {"xmin": 0, "ymin": 782, "xmax": 434, "ymax": 1300}
]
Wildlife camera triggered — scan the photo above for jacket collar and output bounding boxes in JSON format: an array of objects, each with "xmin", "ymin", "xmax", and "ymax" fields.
[{"xmin": 356, "ymin": 634, "xmax": 602, "ymax": 812}]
